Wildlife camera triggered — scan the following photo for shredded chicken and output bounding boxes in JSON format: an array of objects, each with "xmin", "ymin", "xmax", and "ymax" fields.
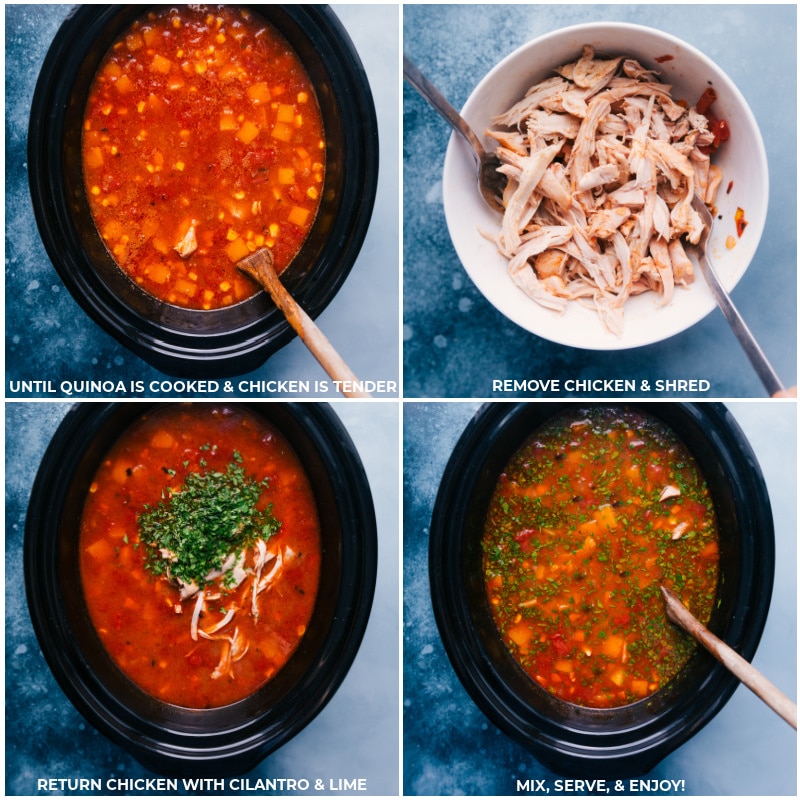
[
  {"xmin": 486, "ymin": 45, "xmax": 722, "ymax": 335},
  {"xmin": 174, "ymin": 223, "xmax": 197, "ymax": 258},
  {"xmin": 659, "ymin": 484, "xmax": 681, "ymax": 501},
  {"xmin": 166, "ymin": 537, "xmax": 288, "ymax": 680}
]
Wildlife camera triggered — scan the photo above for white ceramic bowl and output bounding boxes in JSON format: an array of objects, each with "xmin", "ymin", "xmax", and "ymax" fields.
[{"xmin": 442, "ymin": 22, "xmax": 768, "ymax": 350}]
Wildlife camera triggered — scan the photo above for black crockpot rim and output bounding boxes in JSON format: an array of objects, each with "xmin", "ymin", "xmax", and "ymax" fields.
[
  {"xmin": 27, "ymin": 4, "xmax": 379, "ymax": 375},
  {"xmin": 429, "ymin": 401, "xmax": 775, "ymax": 776},
  {"xmin": 23, "ymin": 401, "xmax": 378, "ymax": 773}
]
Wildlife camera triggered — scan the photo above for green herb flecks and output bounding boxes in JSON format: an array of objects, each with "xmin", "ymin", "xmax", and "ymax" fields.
[{"xmin": 138, "ymin": 453, "xmax": 280, "ymax": 587}]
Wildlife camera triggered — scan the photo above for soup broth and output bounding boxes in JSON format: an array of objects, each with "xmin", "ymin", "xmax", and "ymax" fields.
[
  {"xmin": 482, "ymin": 407, "xmax": 719, "ymax": 709},
  {"xmin": 82, "ymin": 6, "xmax": 325, "ymax": 309},
  {"xmin": 79, "ymin": 404, "xmax": 321, "ymax": 708}
]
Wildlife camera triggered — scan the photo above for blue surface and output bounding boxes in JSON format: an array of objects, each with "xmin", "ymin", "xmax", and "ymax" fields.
[
  {"xmin": 6, "ymin": 401, "xmax": 399, "ymax": 795},
  {"xmin": 5, "ymin": 4, "xmax": 399, "ymax": 399},
  {"xmin": 403, "ymin": 4, "xmax": 797, "ymax": 399},
  {"xmin": 403, "ymin": 401, "xmax": 796, "ymax": 796}
]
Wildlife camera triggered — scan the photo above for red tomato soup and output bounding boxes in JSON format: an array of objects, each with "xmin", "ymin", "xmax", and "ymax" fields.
[
  {"xmin": 82, "ymin": 6, "xmax": 325, "ymax": 309},
  {"xmin": 79, "ymin": 404, "xmax": 321, "ymax": 708},
  {"xmin": 482, "ymin": 407, "xmax": 719, "ymax": 709}
]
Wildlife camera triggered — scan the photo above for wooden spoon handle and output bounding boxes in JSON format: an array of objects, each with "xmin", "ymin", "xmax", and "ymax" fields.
[
  {"xmin": 238, "ymin": 250, "xmax": 371, "ymax": 399},
  {"xmin": 661, "ymin": 586, "xmax": 796, "ymax": 729}
]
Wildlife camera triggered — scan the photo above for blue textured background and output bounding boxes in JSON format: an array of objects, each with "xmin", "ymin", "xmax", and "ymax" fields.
[
  {"xmin": 403, "ymin": 4, "xmax": 797, "ymax": 399},
  {"xmin": 6, "ymin": 4, "xmax": 399, "ymax": 399},
  {"xmin": 403, "ymin": 401, "xmax": 796, "ymax": 795},
  {"xmin": 6, "ymin": 401, "xmax": 399, "ymax": 795}
]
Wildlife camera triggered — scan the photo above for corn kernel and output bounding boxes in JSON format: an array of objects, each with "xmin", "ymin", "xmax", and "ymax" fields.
[
  {"xmin": 219, "ymin": 281, "xmax": 231, "ymax": 292},
  {"xmin": 91, "ymin": 186, "xmax": 101, "ymax": 196},
  {"xmin": 297, "ymin": 91, "xmax": 308, "ymax": 104},
  {"xmin": 269, "ymin": 223, "xmax": 279, "ymax": 237},
  {"xmin": 234, "ymin": 191, "xmax": 245, "ymax": 200},
  {"xmin": 226, "ymin": 228, "xmax": 239, "ymax": 241}
]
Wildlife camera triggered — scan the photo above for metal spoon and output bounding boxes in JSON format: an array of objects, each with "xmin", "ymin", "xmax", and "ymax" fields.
[
  {"xmin": 403, "ymin": 53, "xmax": 506, "ymax": 213},
  {"xmin": 691, "ymin": 197, "xmax": 786, "ymax": 396}
]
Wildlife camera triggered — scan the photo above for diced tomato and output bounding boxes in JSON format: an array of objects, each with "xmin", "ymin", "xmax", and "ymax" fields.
[
  {"xmin": 550, "ymin": 632, "xmax": 571, "ymax": 656},
  {"xmin": 696, "ymin": 87, "xmax": 718, "ymax": 115}
]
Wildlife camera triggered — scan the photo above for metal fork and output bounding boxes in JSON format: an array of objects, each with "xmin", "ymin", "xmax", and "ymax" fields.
[{"xmin": 691, "ymin": 197, "xmax": 786, "ymax": 396}]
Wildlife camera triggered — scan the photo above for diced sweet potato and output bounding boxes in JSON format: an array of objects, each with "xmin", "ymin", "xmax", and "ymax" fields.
[
  {"xmin": 150, "ymin": 54, "xmax": 173, "ymax": 74},
  {"xmin": 125, "ymin": 32, "xmax": 144, "ymax": 52},
  {"xmin": 219, "ymin": 112, "xmax": 237, "ymax": 131},
  {"xmin": 276, "ymin": 104, "xmax": 295, "ymax": 123},
  {"xmin": 85, "ymin": 539, "xmax": 114, "ymax": 562},
  {"xmin": 85, "ymin": 146, "xmax": 104, "ymax": 169},
  {"xmin": 150, "ymin": 430, "xmax": 175, "ymax": 449},
  {"xmin": 288, "ymin": 206, "xmax": 309, "ymax": 227},
  {"xmin": 236, "ymin": 120, "xmax": 260, "ymax": 145},
  {"xmin": 225, "ymin": 237, "xmax": 251, "ymax": 263},
  {"xmin": 145, "ymin": 262, "xmax": 171, "ymax": 284},
  {"xmin": 507, "ymin": 623, "xmax": 533, "ymax": 648},
  {"xmin": 600, "ymin": 634, "xmax": 625, "ymax": 660},
  {"xmin": 247, "ymin": 82, "xmax": 271, "ymax": 104},
  {"xmin": 115, "ymin": 74, "xmax": 134, "ymax": 94},
  {"xmin": 271, "ymin": 122, "xmax": 293, "ymax": 142}
]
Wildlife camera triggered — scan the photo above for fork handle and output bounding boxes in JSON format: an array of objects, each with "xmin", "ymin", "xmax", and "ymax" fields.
[
  {"xmin": 698, "ymin": 256, "xmax": 785, "ymax": 395},
  {"xmin": 402, "ymin": 53, "xmax": 485, "ymax": 165}
]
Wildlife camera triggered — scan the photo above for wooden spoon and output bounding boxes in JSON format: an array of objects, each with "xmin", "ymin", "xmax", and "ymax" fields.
[
  {"xmin": 238, "ymin": 249, "xmax": 371, "ymax": 399},
  {"xmin": 661, "ymin": 585, "xmax": 796, "ymax": 729}
]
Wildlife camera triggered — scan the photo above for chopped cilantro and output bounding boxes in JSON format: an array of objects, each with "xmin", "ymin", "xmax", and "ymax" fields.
[{"xmin": 138, "ymin": 453, "xmax": 280, "ymax": 586}]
